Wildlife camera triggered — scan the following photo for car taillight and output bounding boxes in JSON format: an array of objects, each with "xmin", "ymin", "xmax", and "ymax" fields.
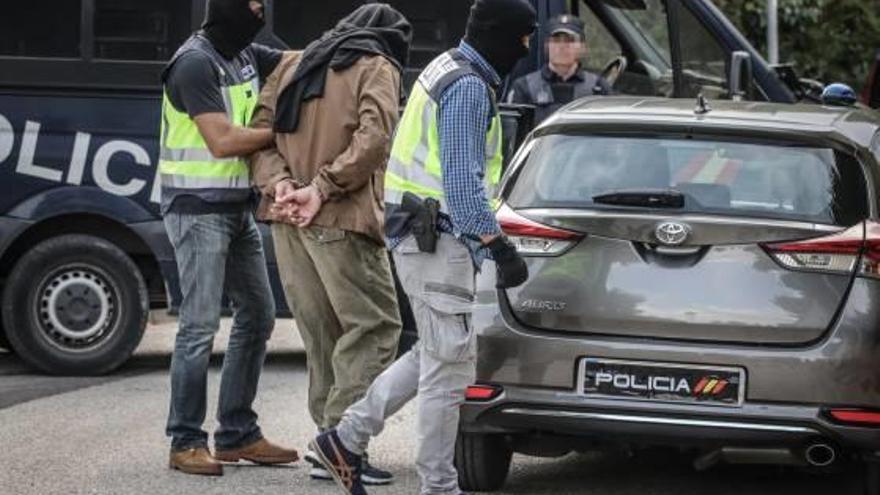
[
  {"xmin": 862, "ymin": 221, "xmax": 880, "ymax": 277},
  {"xmin": 827, "ymin": 408, "xmax": 880, "ymax": 427},
  {"xmin": 496, "ymin": 203, "xmax": 583, "ymax": 256},
  {"xmin": 465, "ymin": 384, "xmax": 502, "ymax": 401},
  {"xmin": 763, "ymin": 221, "xmax": 880, "ymax": 278}
]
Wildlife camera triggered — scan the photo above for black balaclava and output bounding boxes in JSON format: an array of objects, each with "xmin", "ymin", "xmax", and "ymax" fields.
[
  {"xmin": 464, "ymin": 0, "xmax": 537, "ymax": 79},
  {"xmin": 202, "ymin": 0, "xmax": 265, "ymax": 59}
]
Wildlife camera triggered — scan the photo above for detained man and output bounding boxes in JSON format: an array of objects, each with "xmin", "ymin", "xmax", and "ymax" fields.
[{"xmin": 249, "ymin": 4, "xmax": 412, "ymax": 486}]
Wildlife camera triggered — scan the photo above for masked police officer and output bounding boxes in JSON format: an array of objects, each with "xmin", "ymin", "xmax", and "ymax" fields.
[
  {"xmin": 160, "ymin": 0, "xmax": 297, "ymax": 476},
  {"xmin": 508, "ymin": 14, "xmax": 612, "ymax": 124},
  {"xmin": 308, "ymin": 0, "xmax": 535, "ymax": 494}
]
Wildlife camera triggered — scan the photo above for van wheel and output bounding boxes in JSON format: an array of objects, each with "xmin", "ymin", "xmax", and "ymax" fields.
[
  {"xmin": 455, "ymin": 432, "xmax": 512, "ymax": 492},
  {"xmin": 1, "ymin": 235, "xmax": 148, "ymax": 375}
]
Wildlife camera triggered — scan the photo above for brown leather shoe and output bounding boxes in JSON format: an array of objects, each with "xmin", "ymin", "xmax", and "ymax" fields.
[
  {"xmin": 215, "ymin": 438, "xmax": 299, "ymax": 465},
  {"xmin": 168, "ymin": 447, "xmax": 223, "ymax": 476}
]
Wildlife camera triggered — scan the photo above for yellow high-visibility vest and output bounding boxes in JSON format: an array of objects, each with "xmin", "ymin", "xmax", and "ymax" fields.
[
  {"xmin": 385, "ymin": 49, "xmax": 504, "ymax": 214},
  {"xmin": 158, "ymin": 35, "xmax": 260, "ymax": 206}
]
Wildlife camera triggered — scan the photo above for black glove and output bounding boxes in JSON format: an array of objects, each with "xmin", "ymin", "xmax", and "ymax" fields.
[{"xmin": 486, "ymin": 236, "xmax": 529, "ymax": 289}]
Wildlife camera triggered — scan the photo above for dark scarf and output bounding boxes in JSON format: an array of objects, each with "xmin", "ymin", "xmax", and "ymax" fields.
[
  {"xmin": 202, "ymin": 0, "xmax": 265, "ymax": 59},
  {"xmin": 464, "ymin": 0, "xmax": 537, "ymax": 79},
  {"xmin": 274, "ymin": 4, "xmax": 412, "ymax": 133}
]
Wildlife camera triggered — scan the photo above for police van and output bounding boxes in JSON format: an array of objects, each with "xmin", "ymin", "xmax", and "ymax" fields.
[{"xmin": 0, "ymin": 0, "xmax": 815, "ymax": 375}]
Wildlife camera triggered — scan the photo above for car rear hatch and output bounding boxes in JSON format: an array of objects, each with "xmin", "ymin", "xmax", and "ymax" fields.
[{"xmin": 500, "ymin": 133, "xmax": 872, "ymax": 345}]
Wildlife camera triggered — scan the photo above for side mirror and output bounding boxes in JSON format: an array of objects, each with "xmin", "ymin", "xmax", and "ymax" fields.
[
  {"xmin": 822, "ymin": 83, "xmax": 858, "ymax": 107},
  {"xmin": 728, "ymin": 51, "xmax": 753, "ymax": 101}
]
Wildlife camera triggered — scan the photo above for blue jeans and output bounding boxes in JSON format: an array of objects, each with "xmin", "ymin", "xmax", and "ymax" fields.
[{"xmin": 163, "ymin": 210, "xmax": 276, "ymax": 451}]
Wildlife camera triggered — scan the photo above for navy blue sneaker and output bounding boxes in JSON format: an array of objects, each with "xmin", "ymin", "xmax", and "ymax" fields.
[
  {"xmin": 306, "ymin": 449, "xmax": 393, "ymax": 486},
  {"xmin": 309, "ymin": 430, "xmax": 367, "ymax": 495}
]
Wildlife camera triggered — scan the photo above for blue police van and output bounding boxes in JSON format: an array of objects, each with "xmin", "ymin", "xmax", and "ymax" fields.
[{"xmin": 0, "ymin": 0, "xmax": 817, "ymax": 375}]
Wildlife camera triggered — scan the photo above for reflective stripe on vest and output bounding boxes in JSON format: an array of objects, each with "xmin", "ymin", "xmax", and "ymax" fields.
[
  {"xmin": 158, "ymin": 74, "xmax": 259, "ymax": 191},
  {"xmin": 385, "ymin": 50, "xmax": 504, "ymax": 214}
]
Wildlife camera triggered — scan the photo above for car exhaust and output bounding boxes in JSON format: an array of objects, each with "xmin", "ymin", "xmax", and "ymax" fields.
[{"xmin": 804, "ymin": 442, "xmax": 837, "ymax": 467}]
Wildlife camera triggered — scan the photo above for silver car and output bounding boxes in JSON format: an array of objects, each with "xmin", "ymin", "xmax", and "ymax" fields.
[{"xmin": 456, "ymin": 97, "xmax": 880, "ymax": 494}]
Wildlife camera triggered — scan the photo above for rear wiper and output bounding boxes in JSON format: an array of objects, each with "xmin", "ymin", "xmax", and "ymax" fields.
[{"xmin": 592, "ymin": 189, "xmax": 685, "ymax": 209}]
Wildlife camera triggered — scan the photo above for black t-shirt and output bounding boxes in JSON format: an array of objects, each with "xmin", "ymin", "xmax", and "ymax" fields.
[
  {"xmin": 163, "ymin": 42, "xmax": 281, "ymax": 214},
  {"xmin": 166, "ymin": 43, "xmax": 282, "ymax": 117}
]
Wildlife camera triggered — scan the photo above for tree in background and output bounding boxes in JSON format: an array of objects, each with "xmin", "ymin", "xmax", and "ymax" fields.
[{"xmin": 712, "ymin": 0, "xmax": 880, "ymax": 91}]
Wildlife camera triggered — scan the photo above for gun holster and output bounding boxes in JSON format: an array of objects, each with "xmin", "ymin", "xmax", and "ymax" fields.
[{"xmin": 401, "ymin": 192, "xmax": 440, "ymax": 253}]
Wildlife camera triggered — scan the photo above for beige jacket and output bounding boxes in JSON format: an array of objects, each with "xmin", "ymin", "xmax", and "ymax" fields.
[{"xmin": 249, "ymin": 51, "xmax": 401, "ymax": 244}]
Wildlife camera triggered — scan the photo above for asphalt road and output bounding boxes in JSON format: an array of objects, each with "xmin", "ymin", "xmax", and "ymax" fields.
[{"xmin": 0, "ymin": 317, "xmax": 864, "ymax": 495}]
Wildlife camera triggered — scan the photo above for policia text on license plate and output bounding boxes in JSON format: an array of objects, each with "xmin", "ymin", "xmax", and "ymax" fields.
[{"xmin": 578, "ymin": 359, "xmax": 745, "ymax": 407}]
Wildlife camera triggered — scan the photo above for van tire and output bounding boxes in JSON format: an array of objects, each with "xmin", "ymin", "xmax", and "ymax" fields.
[
  {"xmin": 1, "ymin": 234, "xmax": 148, "ymax": 375},
  {"xmin": 455, "ymin": 432, "xmax": 512, "ymax": 492}
]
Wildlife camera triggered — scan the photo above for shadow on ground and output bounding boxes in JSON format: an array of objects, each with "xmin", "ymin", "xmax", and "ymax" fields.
[{"xmin": 0, "ymin": 350, "xmax": 306, "ymax": 410}]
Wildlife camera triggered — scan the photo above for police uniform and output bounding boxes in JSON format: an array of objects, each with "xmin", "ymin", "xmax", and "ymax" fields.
[
  {"xmin": 160, "ymin": 30, "xmax": 283, "ymax": 456},
  {"xmin": 508, "ymin": 15, "xmax": 612, "ymax": 124}
]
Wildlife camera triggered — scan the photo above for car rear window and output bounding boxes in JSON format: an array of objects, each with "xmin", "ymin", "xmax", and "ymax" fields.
[{"xmin": 507, "ymin": 134, "xmax": 869, "ymax": 226}]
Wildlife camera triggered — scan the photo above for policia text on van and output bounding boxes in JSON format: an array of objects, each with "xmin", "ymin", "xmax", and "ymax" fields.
[{"xmin": 0, "ymin": 0, "xmax": 826, "ymax": 375}]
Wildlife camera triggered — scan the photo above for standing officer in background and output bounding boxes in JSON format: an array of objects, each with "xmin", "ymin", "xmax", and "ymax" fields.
[
  {"xmin": 250, "ymin": 3, "xmax": 412, "ymax": 486},
  {"xmin": 508, "ymin": 14, "xmax": 612, "ymax": 123},
  {"xmin": 160, "ymin": 0, "xmax": 297, "ymax": 476},
  {"xmin": 309, "ymin": 1, "xmax": 534, "ymax": 494}
]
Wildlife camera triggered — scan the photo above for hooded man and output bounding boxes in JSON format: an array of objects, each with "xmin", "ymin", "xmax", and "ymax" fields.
[
  {"xmin": 160, "ymin": 0, "xmax": 297, "ymax": 477},
  {"xmin": 249, "ymin": 3, "xmax": 413, "ymax": 486},
  {"xmin": 308, "ymin": 1, "xmax": 535, "ymax": 494}
]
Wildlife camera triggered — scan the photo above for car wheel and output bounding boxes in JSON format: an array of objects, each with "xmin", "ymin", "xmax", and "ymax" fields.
[
  {"xmin": 865, "ymin": 462, "xmax": 880, "ymax": 495},
  {"xmin": 1, "ymin": 234, "xmax": 148, "ymax": 375},
  {"xmin": 455, "ymin": 432, "xmax": 513, "ymax": 492}
]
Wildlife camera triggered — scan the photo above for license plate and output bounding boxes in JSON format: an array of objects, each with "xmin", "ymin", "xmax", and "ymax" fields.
[{"xmin": 578, "ymin": 358, "xmax": 745, "ymax": 407}]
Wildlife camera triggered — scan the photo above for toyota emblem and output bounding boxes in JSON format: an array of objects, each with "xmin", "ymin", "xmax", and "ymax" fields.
[{"xmin": 655, "ymin": 222, "xmax": 690, "ymax": 246}]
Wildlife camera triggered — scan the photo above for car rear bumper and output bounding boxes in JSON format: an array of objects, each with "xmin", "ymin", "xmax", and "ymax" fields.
[{"xmin": 461, "ymin": 385, "xmax": 880, "ymax": 454}]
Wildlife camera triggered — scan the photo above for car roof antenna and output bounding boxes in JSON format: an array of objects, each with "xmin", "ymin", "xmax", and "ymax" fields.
[{"xmin": 694, "ymin": 94, "xmax": 711, "ymax": 115}]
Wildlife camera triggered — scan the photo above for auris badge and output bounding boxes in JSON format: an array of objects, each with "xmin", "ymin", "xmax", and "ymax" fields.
[{"xmin": 655, "ymin": 221, "xmax": 690, "ymax": 246}]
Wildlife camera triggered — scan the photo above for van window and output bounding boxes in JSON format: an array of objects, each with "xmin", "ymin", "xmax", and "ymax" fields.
[
  {"xmin": 1, "ymin": 1, "xmax": 82, "ymax": 58},
  {"xmin": 573, "ymin": 1, "xmax": 623, "ymax": 75},
  {"xmin": 381, "ymin": 1, "xmax": 471, "ymax": 69},
  {"xmin": 605, "ymin": 0, "xmax": 671, "ymax": 69},
  {"xmin": 601, "ymin": 0, "xmax": 674, "ymax": 96},
  {"xmin": 383, "ymin": 0, "xmax": 472, "ymax": 88},
  {"xmin": 273, "ymin": 0, "xmax": 472, "ymax": 89},
  {"xmin": 678, "ymin": 3, "xmax": 729, "ymax": 99},
  {"xmin": 274, "ymin": 1, "xmax": 364, "ymax": 49},
  {"xmin": 93, "ymin": 0, "xmax": 193, "ymax": 61}
]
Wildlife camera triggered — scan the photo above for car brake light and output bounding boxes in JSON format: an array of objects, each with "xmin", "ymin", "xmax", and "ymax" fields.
[
  {"xmin": 496, "ymin": 203, "xmax": 583, "ymax": 256},
  {"xmin": 763, "ymin": 221, "xmax": 880, "ymax": 278},
  {"xmin": 465, "ymin": 384, "xmax": 502, "ymax": 401},
  {"xmin": 828, "ymin": 408, "xmax": 880, "ymax": 427},
  {"xmin": 861, "ymin": 221, "xmax": 880, "ymax": 277}
]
